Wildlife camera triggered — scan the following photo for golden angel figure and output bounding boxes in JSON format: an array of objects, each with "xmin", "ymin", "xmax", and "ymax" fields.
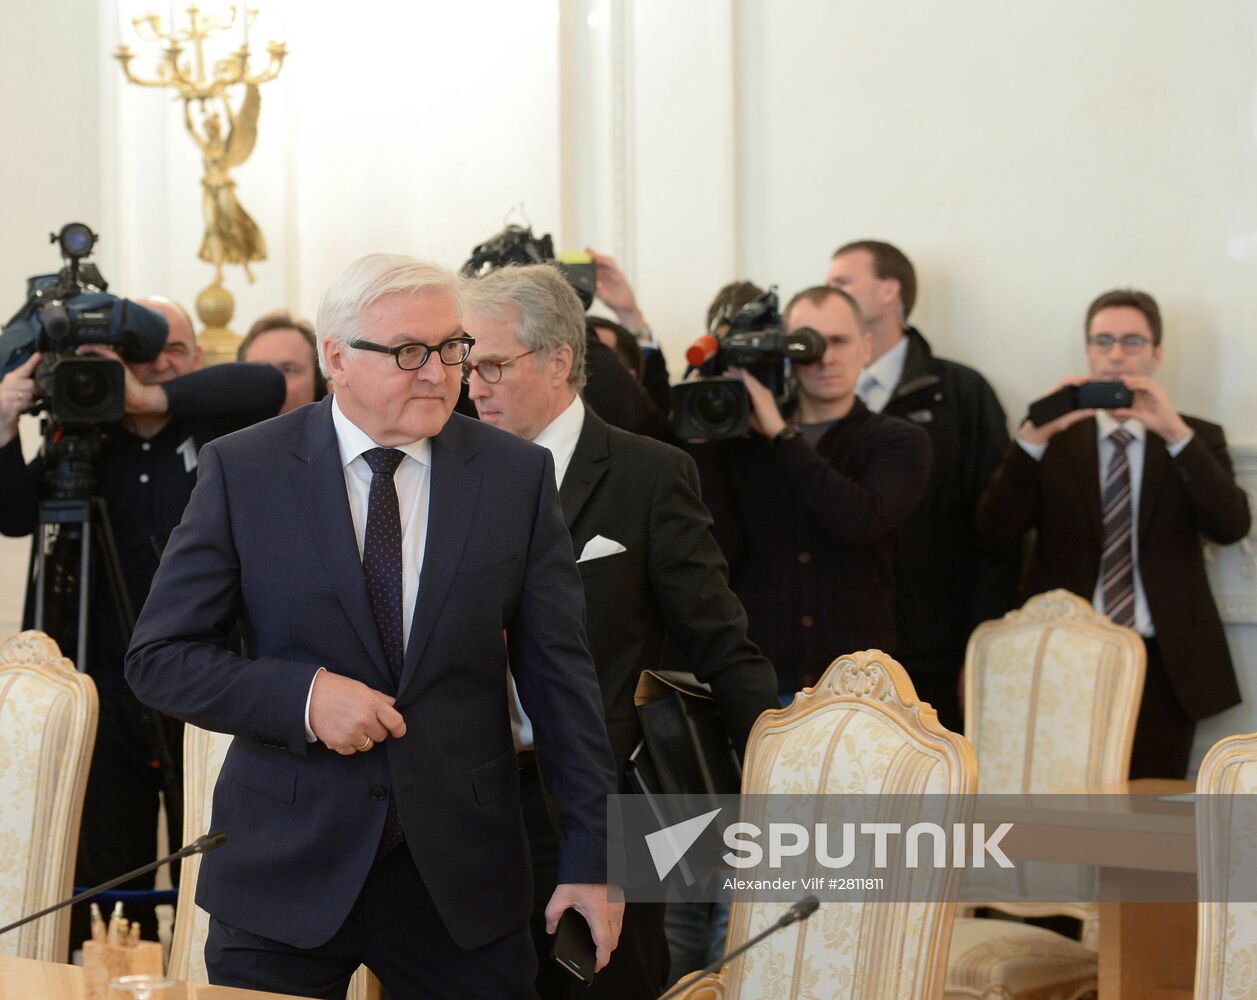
[{"xmin": 184, "ymin": 84, "xmax": 267, "ymax": 283}]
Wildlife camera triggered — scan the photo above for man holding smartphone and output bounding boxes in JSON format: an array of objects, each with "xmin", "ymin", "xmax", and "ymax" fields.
[{"xmin": 978, "ymin": 288, "xmax": 1249, "ymax": 778}]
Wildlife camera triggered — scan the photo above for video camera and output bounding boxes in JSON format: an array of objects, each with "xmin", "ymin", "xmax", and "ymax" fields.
[
  {"xmin": 462, "ymin": 223, "xmax": 597, "ymax": 308},
  {"xmin": 0, "ymin": 223, "xmax": 168, "ymax": 426},
  {"xmin": 670, "ymin": 287, "xmax": 825, "ymax": 441}
]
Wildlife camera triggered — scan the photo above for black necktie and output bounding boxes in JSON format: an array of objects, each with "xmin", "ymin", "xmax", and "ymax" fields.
[
  {"xmin": 362, "ymin": 448, "xmax": 405, "ymax": 680},
  {"xmin": 361, "ymin": 447, "xmax": 406, "ymax": 858}
]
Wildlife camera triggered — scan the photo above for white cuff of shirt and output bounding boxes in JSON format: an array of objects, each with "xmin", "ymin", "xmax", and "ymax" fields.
[
  {"xmin": 305, "ymin": 666, "xmax": 325, "ymax": 742},
  {"xmin": 1167, "ymin": 430, "xmax": 1194, "ymax": 457},
  {"xmin": 1016, "ymin": 436, "xmax": 1048, "ymax": 462}
]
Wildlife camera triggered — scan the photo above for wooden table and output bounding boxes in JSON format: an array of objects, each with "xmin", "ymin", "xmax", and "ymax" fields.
[
  {"xmin": 977, "ymin": 778, "xmax": 1197, "ymax": 999},
  {"xmin": 0, "ymin": 954, "xmax": 320, "ymax": 1000}
]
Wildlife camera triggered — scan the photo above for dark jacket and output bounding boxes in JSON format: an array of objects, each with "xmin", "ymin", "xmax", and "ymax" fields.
[
  {"xmin": 977, "ymin": 415, "xmax": 1249, "ymax": 720},
  {"xmin": 560, "ymin": 409, "xmax": 778, "ymax": 783},
  {"xmin": 881, "ymin": 328, "xmax": 1017, "ymax": 676},
  {"xmin": 694, "ymin": 399, "xmax": 931, "ymax": 693}
]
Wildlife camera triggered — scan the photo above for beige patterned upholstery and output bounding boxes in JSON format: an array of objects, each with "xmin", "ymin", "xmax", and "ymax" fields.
[
  {"xmin": 674, "ymin": 650, "xmax": 978, "ymax": 1000},
  {"xmin": 1193, "ymin": 731, "xmax": 1257, "ymax": 1000},
  {"xmin": 169, "ymin": 725, "xmax": 380, "ymax": 1000},
  {"xmin": 945, "ymin": 590, "xmax": 1145, "ymax": 1000},
  {"xmin": 0, "ymin": 630, "xmax": 98, "ymax": 962}
]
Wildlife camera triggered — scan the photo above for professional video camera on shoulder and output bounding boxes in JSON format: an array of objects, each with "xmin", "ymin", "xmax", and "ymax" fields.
[
  {"xmin": 463, "ymin": 221, "xmax": 597, "ymax": 307},
  {"xmin": 671, "ymin": 286, "xmax": 825, "ymax": 441},
  {"xmin": 0, "ymin": 223, "xmax": 168, "ymax": 426}
]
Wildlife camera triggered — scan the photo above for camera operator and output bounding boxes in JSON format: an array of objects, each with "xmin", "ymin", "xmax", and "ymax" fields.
[
  {"xmin": 0, "ymin": 296, "xmax": 284, "ymax": 943},
  {"xmin": 586, "ymin": 247, "xmax": 671, "ymax": 417},
  {"xmin": 692, "ymin": 285, "xmax": 931, "ymax": 699}
]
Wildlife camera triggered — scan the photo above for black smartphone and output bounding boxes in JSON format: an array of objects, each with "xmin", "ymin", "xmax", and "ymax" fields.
[
  {"xmin": 551, "ymin": 908, "xmax": 598, "ymax": 986},
  {"xmin": 1027, "ymin": 382, "xmax": 1133, "ymax": 427},
  {"xmin": 1076, "ymin": 381, "xmax": 1133, "ymax": 410}
]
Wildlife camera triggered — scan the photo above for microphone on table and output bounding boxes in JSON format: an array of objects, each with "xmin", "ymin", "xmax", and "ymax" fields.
[
  {"xmin": 657, "ymin": 895, "xmax": 820, "ymax": 999},
  {"xmin": 0, "ymin": 833, "xmax": 227, "ymax": 938}
]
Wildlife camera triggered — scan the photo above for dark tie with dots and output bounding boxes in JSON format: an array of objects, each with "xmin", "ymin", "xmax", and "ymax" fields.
[
  {"xmin": 1100, "ymin": 428, "xmax": 1136, "ymax": 628},
  {"xmin": 361, "ymin": 447, "xmax": 406, "ymax": 859}
]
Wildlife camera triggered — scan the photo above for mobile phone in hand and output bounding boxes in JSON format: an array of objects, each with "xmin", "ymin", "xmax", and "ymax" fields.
[
  {"xmin": 1027, "ymin": 381, "xmax": 1133, "ymax": 427},
  {"xmin": 551, "ymin": 908, "xmax": 598, "ymax": 985}
]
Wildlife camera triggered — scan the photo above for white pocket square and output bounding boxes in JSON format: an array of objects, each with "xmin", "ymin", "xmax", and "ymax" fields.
[{"xmin": 578, "ymin": 535, "xmax": 627, "ymax": 562}]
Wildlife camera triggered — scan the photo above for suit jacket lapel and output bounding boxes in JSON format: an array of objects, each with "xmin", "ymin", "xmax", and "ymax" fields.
[
  {"xmin": 290, "ymin": 399, "xmax": 392, "ymax": 687},
  {"xmin": 1063, "ymin": 418, "xmax": 1104, "ymax": 545},
  {"xmin": 399, "ymin": 416, "xmax": 480, "ymax": 694},
  {"xmin": 560, "ymin": 408, "xmax": 611, "ymax": 531},
  {"xmin": 1139, "ymin": 432, "xmax": 1169, "ymax": 542}
]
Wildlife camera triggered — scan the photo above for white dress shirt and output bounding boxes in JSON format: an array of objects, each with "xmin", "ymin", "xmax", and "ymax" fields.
[
  {"xmin": 509, "ymin": 395, "xmax": 586, "ymax": 751},
  {"xmin": 856, "ymin": 335, "xmax": 909, "ymax": 414},
  {"xmin": 1015, "ymin": 410, "xmax": 1194, "ymax": 638},
  {"xmin": 305, "ymin": 396, "xmax": 434, "ymax": 740}
]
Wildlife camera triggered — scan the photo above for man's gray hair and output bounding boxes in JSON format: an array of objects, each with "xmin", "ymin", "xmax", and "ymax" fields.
[
  {"xmin": 315, "ymin": 254, "xmax": 463, "ymax": 378},
  {"xmin": 463, "ymin": 264, "xmax": 587, "ymax": 390}
]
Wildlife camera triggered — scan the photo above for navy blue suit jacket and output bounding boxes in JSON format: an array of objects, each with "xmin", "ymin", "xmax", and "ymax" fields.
[{"xmin": 126, "ymin": 397, "xmax": 616, "ymax": 950}]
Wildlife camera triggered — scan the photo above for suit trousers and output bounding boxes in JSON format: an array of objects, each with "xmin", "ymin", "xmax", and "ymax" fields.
[
  {"xmin": 206, "ymin": 842, "xmax": 539, "ymax": 999},
  {"xmin": 1129, "ymin": 637, "xmax": 1195, "ymax": 780},
  {"xmin": 521, "ymin": 760, "xmax": 669, "ymax": 999}
]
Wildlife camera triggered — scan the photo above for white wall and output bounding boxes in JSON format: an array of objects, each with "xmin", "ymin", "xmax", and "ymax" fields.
[{"xmin": 3, "ymin": 0, "xmax": 1257, "ymax": 760}]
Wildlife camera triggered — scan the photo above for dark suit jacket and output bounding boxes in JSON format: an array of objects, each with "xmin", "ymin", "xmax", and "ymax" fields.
[
  {"xmin": 125, "ymin": 398, "xmax": 616, "ymax": 951},
  {"xmin": 560, "ymin": 409, "xmax": 776, "ymax": 783},
  {"xmin": 977, "ymin": 415, "xmax": 1250, "ymax": 720}
]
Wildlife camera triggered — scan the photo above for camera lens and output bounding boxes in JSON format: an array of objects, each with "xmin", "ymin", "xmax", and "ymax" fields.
[
  {"xmin": 693, "ymin": 384, "xmax": 740, "ymax": 435},
  {"xmin": 63, "ymin": 364, "xmax": 111, "ymax": 411}
]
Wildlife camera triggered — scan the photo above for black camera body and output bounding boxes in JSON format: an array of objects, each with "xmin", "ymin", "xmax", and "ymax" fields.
[
  {"xmin": 0, "ymin": 224, "xmax": 168, "ymax": 426},
  {"xmin": 463, "ymin": 223, "xmax": 597, "ymax": 308},
  {"xmin": 671, "ymin": 287, "xmax": 825, "ymax": 441}
]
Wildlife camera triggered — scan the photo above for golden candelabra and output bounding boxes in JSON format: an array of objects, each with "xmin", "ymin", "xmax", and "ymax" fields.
[{"xmin": 115, "ymin": 5, "xmax": 287, "ymax": 363}]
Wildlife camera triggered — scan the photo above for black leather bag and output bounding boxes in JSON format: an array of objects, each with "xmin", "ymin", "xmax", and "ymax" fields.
[{"xmin": 627, "ymin": 670, "xmax": 741, "ymax": 798}]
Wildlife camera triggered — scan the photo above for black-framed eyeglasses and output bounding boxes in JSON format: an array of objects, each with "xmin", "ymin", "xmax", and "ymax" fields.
[
  {"xmin": 461, "ymin": 350, "xmax": 537, "ymax": 385},
  {"xmin": 1087, "ymin": 333, "xmax": 1152, "ymax": 354},
  {"xmin": 350, "ymin": 335, "xmax": 475, "ymax": 371}
]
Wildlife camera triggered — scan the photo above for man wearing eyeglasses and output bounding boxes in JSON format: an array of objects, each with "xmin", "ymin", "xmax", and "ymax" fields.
[
  {"xmin": 127, "ymin": 254, "xmax": 622, "ymax": 998},
  {"xmin": 978, "ymin": 288, "xmax": 1250, "ymax": 778},
  {"xmin": 462, "ymin": 263, "xmax": 778, "ymax": 1000}
]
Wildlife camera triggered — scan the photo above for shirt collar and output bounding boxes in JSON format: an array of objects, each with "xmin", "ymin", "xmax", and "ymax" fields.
[
  {"xmin": 330, "ymin": 394, "xmax": 432, "ymax": 470},
  {"xmin": 1095, "ymin": 408, "xmax": 1145, "ymax": 443},
  {"xmin": 532, "ymin": 394, "xmax": 585, "ymax": 488},
  {"xmin": 861, "ymin": 334, "xmax": 909, "ymax": 393}
]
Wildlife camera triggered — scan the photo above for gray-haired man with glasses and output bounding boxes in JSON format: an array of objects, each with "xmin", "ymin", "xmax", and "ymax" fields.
[{"xmin": 978, "ymin": 287, "xmax": 1250, "ymax": 779}]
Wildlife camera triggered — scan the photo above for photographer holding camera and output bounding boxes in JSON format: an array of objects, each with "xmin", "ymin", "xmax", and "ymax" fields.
[
  {"xmin": 0, "ymin": 290, "xmax": 284, "ymax": 943},
  {"xmin": 692, "ymin": 285, "xmax": 930, "ymax": 699}
]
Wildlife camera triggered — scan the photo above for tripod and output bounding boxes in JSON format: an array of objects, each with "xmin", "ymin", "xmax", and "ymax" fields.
[{"xmin": 27, "ymin": 433, "xmax": 184, "ymax": 939}]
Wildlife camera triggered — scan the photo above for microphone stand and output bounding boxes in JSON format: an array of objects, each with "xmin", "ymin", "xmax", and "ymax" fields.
[
  {"xmin": 0, "ymin": 832, "xmax": 227, "ymax": 938},
  {"xmin": 657, "ymin": 895, "xmax": 819, "ymax": 1000}
]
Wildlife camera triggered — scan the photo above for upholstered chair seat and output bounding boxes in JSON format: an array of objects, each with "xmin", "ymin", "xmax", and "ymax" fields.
[{"xmin": 945, "ymin": 590, "xmax": 1145, "ymax": 1000}]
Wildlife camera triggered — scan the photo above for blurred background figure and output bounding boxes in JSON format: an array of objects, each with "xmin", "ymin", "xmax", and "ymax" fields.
[{"xmin": 238, "ymin": 308, "xmax": 326, "ymax": 413}]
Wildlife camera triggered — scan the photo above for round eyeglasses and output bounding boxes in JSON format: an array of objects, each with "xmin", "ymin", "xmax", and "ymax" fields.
[
  {"xmin": 350, "ymin": 336, "xmax": 475, "ymax": 371},
  {"xmin": 461, "ymin": 350, "xmax": 537, "ymax": 385}
]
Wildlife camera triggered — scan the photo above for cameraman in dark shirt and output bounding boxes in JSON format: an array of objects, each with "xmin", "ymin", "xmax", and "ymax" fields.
[
  {"xmin": 0, "ymin": 297, "xmax": 284, "ymax": 943},
  {"xmin": 693, "ymin": 286, "xmax": 931, "ymax": 698}
]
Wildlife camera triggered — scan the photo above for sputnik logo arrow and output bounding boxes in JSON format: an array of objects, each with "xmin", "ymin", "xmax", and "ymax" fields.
[{"xmin": 644, "ymin": 808, "xmax": 722, "ymax": 880}]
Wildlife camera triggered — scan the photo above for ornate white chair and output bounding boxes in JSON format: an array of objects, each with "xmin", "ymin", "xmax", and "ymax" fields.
[
  {"xmin": 169, "ymin": 724, "xmax": 380, "ymax": 1000},
  {"xmin": 1190, "ymin": 730, "xmax": 1257, "ymax": 1000},
  {"xmin": 945, "ymin": 589, "xmax": 1146, "ymax": 1000},
  {"xmin": 674, "ymin": 649, "xmax": 978, "ymax": 1000},
  {"xmin": 0, "ymin": 630, "xmax": 98, "ymax": 962}
]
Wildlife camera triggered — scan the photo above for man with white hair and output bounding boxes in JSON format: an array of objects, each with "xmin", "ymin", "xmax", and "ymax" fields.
[
  {"xmin": 463, "ymin": 263, "xmax": 777, "ymax": 999},
  {"xmin": 126, "ymin": 255, "xmax": 621, "ymax": 998}
]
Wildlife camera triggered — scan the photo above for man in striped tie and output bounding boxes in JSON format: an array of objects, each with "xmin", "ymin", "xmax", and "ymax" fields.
[{"xmin": 978, "ymin": 289, "xmax": 1250, "ymax": 778}]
